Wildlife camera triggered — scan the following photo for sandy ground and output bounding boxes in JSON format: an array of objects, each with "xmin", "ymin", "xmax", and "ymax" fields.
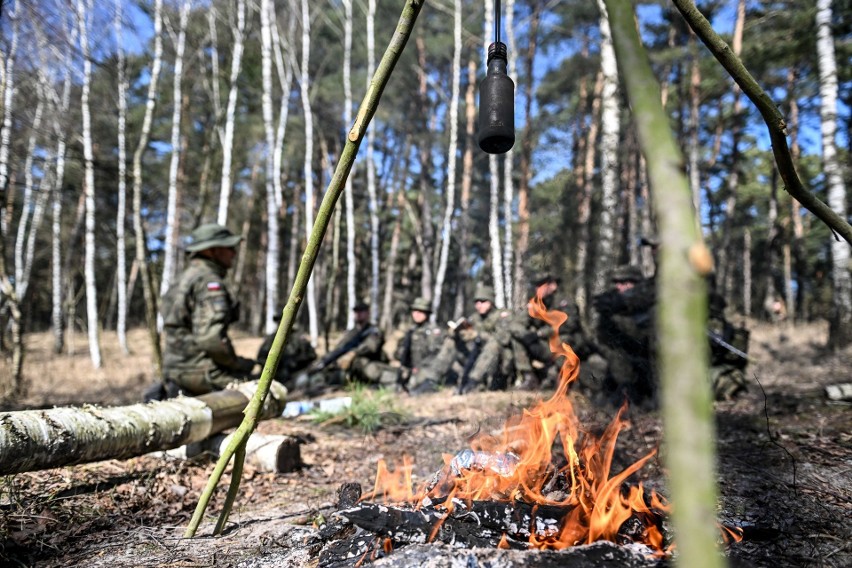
[{"xmin": 0, "ymin": 321, "xmax": 849, "ymax": 567}]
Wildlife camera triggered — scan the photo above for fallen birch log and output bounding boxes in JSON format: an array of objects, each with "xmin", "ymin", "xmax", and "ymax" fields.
[
  {"xmin": 0, "ymin": 381, "xmax": 287, "ymax": 475},
  {"xmin": 164, "ymin": 432, "xmax": 302, "ymax": 473}
]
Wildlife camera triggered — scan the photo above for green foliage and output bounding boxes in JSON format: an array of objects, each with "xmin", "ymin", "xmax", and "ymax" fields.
[{"xmin": 310, "ymin": 383, "xmax": 408, "ymax": 433}]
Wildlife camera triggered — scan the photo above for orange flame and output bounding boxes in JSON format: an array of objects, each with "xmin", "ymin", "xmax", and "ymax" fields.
[{"xmin": 368, "ymin": 292, "xmax": 671, "ymax": 553}]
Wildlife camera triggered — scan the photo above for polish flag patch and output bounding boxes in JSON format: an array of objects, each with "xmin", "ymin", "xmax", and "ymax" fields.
[{"xmin": 207, "ymin": 282, "xmax": 222, "ymax": 291}]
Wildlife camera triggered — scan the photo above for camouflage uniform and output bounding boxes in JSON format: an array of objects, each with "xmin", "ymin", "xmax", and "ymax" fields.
[
  {"xmin": 707, "ymin": 289, "xmax": 750, "ymax": 400},
  {"xmin": 593, "ymin": 265, "xmax": 657, "ymax": 408},
  {"xmin": 161, "ymin": 225, "xmax": 254, "ymax": 396},
  {"xmin": 334, "ymin": 321, "xmax": 393, "ymax": 385},
  {"xmin": 256, "ymin": 325, "xmax": 317, "ymax": 386},
  {"xmin": 395, "ymin": 297, "xmax": 444, "ymax": 389}
]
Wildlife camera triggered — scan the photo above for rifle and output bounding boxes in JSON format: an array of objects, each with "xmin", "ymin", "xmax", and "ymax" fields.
[
  {"xmin": 313, "ymin": 325, "xmax": 378, "ymax": 372},
  {"xmin": 706, "ymin": 330, "xmax": 750, "ymax": 361},
  {"xmin": 456, "ymin": 336, "xmax": 484, "ymax": 395}
]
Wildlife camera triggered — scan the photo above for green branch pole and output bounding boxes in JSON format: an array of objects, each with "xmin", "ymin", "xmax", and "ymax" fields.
[
  {"xmin": 671, "ymin": 0, "xmax": 852, "ymax": 245},
  {"xmin": 184, "ymin": 0, "xmax": 426, "ymax": 538},
  {"xmin": 604, "ymin": 1, "xmax": 724, "ymax": 567}
]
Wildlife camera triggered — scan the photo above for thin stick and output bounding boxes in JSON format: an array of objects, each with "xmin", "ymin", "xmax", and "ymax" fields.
[{"xmin": 184, "ymin": 0, "xmax": 426, "ymax": 538}]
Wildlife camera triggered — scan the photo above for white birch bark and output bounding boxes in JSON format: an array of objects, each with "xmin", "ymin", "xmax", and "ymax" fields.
[
  {"xmin": 132, "ymin": 0, "xmax": 165, "ymax": 374},
  {"xmin": 366, "ymin": 0, "xmax": 381, "ymax": 319},
  {"xmin": 687, "ymin": 36, "xmax": 701, "ymax": 214},
  {"xmin": 77, "ymin": 0, "xmax": 102, "ymax": 368},
  {"xmin": 816, "ymin": 0, "xmax": 852, "ymax": 347},
  {"xmin": 743, "ymin": 229, "xmax": 752, "ymax": 317},
  {"xmin": 484, "ymin": 0, "xmax": 505, "ymax": 308},
  {"xmin": 216, "ymin": 0, "xmax": 246, "ymax": 225},
  {"xmin": 0, "ymin": 381, "xmax": 287, "ymax": 476},
  {"xmin": 0, "ymin": 7, "xmax": 18, "ymax": 235},
  {"xmin": 343, "ymin": 0, "xmax": 356, "ymax": 328},
  {"xmin": 14, "ymin": 76, "xmax": 44, "ymax": 299},
  {"xmin": 432, "ymin": 0, "xmax": 462, "ymax": 317},
  {"xmin": 160, "ymin": 0, "xmax": 192, "ymax": 303},
  {"xmin": 114, "ymin": 0, "xmax": 129, "ymax": 354},
  {"xmin": 260, "ymin": 0, "xmax": 280, "ymax": 335},
  {"xmin": 594, "ymin": 0, "xmax": 620, "ymax": 295},
  {"xmin": 271, "ymin": 3, "xmax": 294, "ymax": 211},
  {"xmin": 502, "ymin": 0, "xmax": 516, "ymax": 306},
  {"xmin": 301, "ymin": 0, "xmax": 318, "ymax": 341}
]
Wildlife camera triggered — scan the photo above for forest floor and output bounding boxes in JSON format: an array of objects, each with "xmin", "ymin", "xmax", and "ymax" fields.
[{"xmin": 0, "ymin": 322, "xmax": 850, "ymax": 567}]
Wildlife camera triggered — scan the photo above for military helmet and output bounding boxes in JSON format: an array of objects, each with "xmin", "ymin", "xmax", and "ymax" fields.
[
  {"xmin": 186, "ymin": 223, "xmax": 243, "ymax": 252},
  {"xmin": 473, "ymin": 284, "xmax": 495, "ymax": 303},
  {"xmin": 410, "ymin": 297, "xmax": 432, "ymax": 313},
  {"xmin": 610, "ymin": 264, "xmax": 643, "ymax": 283}
]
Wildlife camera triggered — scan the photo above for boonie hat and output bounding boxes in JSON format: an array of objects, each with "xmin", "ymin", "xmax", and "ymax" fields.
[
  {"xmin": 532, "ymin": 274, "xmax": 560, "ymax": 287},
  {"xmin": 410, "ymin": 297, "xmax": 432, "ymax": 313},
  {"xmin": 473, "ymin": 284, "xmax": 495, "ymax": 303},
  {"xmin": 610, "ymin": 265, "xmax": 643, "ymax": 283},
  {"xmin": 186, "ymin": 223, "xmax": 243, "ymax": 252}
]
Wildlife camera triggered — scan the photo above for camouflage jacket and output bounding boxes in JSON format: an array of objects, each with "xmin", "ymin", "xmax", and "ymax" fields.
[
  {"xmin": 394, "ymin": 322, "xmax": 443, "ymax": 370},
  {"xmin": 256, "ymin": 329, "xmax": 317, "ymax": 380},
  {"xmin": 333, "ymin": 322, "xmax": 388, "ymax": 363},
  {"xmin": 161, "ymin": 257, "xmax": 253, "ymax": 386},
  {"xmin": 469, "ymin": 307, "xmax": 510, "ymax": 343}
]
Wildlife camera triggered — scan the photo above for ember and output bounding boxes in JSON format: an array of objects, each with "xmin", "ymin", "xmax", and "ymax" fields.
[{"xmin": 364, "ymin": 294, "xmax": 672, "ymax": 556}]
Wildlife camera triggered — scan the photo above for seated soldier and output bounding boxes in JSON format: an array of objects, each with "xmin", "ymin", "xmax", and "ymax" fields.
[
  {"xmin": 394, "ymin": 297, "xmax": 443, "ymax": 390},
  {"xmin": 707, "ymin": 286, "xmax": 750, "ymax": 400},
  {"xmin": 304, "ymin": 302, "xmax": 395, "ymax": 390},
  {"xmin": 593, "ymin": 265, "xmax": 657, "ymax": 409},
  {"xmin": 156, "ymin": 224, "xmax": 256, "ymax": 398},
  {"xmin": 256, "ymin": 315, "xmax": 317, "ymax": 388}
]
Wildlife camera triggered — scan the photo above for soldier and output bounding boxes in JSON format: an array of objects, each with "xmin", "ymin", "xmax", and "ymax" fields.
[
  {"xmin": 306, "ymin": 302, "xmax": 394, "ymax": 388},
  {"xmin": 156, "ymin": 223, "xmax": 256, "ymax": 398},
  {"xmin": 707, "ymin": 283, "xmax": 750, "ymax": 400},
  {"xmin": 593, "ymin": 264, "xmax": 657, "ymax": 409},
  {"xmin": 456, "ymin": 284, "xmax": 513, "ymax": 393},
  {"xmin": 256, "ymin": 315, "xmax": 317, "ymax": 388},
  {"xmin": 507, "ymin": 275, "xmax": 562, "ymax": 391},
  {"xmin": 394, "ymin": 297, "xmax": 443, "ymax": 389}
]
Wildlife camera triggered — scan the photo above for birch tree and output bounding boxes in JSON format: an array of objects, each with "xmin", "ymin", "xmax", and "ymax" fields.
[
  {"xmin": 816, "ymin": 0, "xmax": 852, "ymax": 347},
  {"xmin": 0, "ymin": 6, "xmax": 18, "ymax": 237},
  {"xmin": 260, "ymin": 0, "xmax": 280, "ymax": 335},
  {"xmin": 14, "ymin": 72, "xmax": 45, "ymax": 300},
  {"xmin": 300, "ymin": 0, "xmax": 319, "ymax": 342},
  {"xmin": 593, "ymin": 0, "xmax": 620, "ymax": 295},
  {"xmin": 160, "ymin": 0, "xmax": 192, "ymax": 303},
  {"xmin": 343, "ymin": 0, "xmax": 357, "ymax": 328},
  {"xmin": 366, "ymin": 0, "xmax": 381, "ymax": 318},
  {"xmin": 215, "ymin": 0, "xmax": 246, "ymax": 225},
  {"xmin": 432, "ymin": 0, "xmax": 461, "ymax": 316},
  {"xmin": 114, "ymin": 0, "xmax": 129, "ymax": 354},
  {"xmin": 454, "ymin": 59, "xmax": 477, "ymax": 320},
  {"xmin": 484, "ymin": 0, "xmax": 505, "ymax": 308},
  {"xmin": 503, "ymin": 0, "xmax": 516, "ymax": 306},
  {"xmin": 77, "ymin": 0, "xmax": 102, "ymax": 368},
  {"xmin": 132, "ymin": 0, "xmax": 165, "ymax": 374}
]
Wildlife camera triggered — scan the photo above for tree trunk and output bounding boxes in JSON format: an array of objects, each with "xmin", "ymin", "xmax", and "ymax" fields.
[
  {"xmin": 343, "ymin": 0, "xmax": 357, "ymax": 329},
  {"xmin": 575, "ymin": 71, "xmax": 603, "ymax": 319},
  {"xmin": 454, "ymin": 59, "xmax": 477, "ymax": 320},
  {"xmin": 132, "ymin": 0, "xmax": 165, "ymax": 377},
  {"xmin": 298, "ymin": 0, "xmax": 319, "ymax": 343},
  {"xmin": 502, "ymin": 0, "xmax": 517, "ymax": 307},
  {"xmin": 216, "ymin": 0, "xmax": 246, "ymax": 226},
  {"xmin": 261, "ymin": 0, "xmax": 280, "ymax": 335},
  {"xmin": 160, "ymin": 0, "xmax": 191, "ymax": 304},
  {"xmin": 743, "ymin": 228, "xmax": 752, "ymax": 317},
  {"xmin": 0, "ymin": 382, "xmax": 288, "ymax": 476},
  {"xmin": 515, "ymin": 0, "xmax": 541, "ymax": 308},
  {"xmin": 687, "ymin": 32, "xmax": 701, "ymax": 214},
  {"xmin": 78, "ymin": 0, "xmax": 102, "ymax": 369},
  {"xmin": 432, "ymin": 0, "xmax": 461, "ymax": 317},
  {"xmin": 484, "ymin": 0, "xmax": 505, "ymax": 308},
  {"xmin": 0, "ymin": 7, "xmax": 18, "ymax": 218},
  {"xmin": 366, "ymin": 0, "xmax": 381, "ymax": 318},
  {"xmin": 816, "ymin": 0, "xmax": 852, "ymax": 348},
  {"xmin": 114, "ymin": 0, "xmax": 129, "ymax": 354},
  {"xmin": 593, "ymin": 0, "xmax": 621, "ymax": 296},
  {"xmin": 415, "ymin": 35, "xmax": 435, "ymax": 303},
  {"xmin": 788, "ymin": 68, "xmax": 807, "ymax": 322}
]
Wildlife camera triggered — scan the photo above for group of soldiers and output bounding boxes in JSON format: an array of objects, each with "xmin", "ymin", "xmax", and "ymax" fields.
[{"xmin": 149, "ymin": 223, "xmax": 750, "ymax": 409}]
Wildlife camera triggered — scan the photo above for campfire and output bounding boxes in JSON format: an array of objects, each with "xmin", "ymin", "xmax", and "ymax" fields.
[{"xmin": 314, "ymin": 295, "xmax": 673, "ymax": 565}]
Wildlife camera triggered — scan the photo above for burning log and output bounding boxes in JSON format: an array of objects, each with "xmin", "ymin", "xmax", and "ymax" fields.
[{"xmin": 0, "ymin": 381, "xmax": 287, "ymax": 475}]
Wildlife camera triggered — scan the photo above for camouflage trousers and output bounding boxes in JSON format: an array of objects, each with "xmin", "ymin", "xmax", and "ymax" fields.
[
  {"xmin": 164, "ymin": 367, "xmax": 247, "ymax": 396},
  {"xmin": 711, "ymin": 364, "xmax": 748, "ymax": 400}
]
